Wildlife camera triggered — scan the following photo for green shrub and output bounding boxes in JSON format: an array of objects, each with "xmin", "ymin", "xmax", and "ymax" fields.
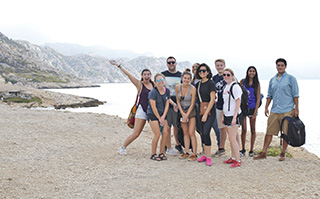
[
  {"xmin": 3, "ymin": 97, "xmax": 42, "ymax": 104},
  {"xmin": 254, "ymin": 146, "xmax": 293, "ymax": 157}
]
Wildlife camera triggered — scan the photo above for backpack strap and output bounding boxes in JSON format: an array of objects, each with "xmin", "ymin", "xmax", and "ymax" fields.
[
  {"xmin": 228, "ymin": 82, "xmax": 237, "ymax": 111},
  {"xmin": 280, "ymin": 116, "xmax": 291, "ymax": 143}
]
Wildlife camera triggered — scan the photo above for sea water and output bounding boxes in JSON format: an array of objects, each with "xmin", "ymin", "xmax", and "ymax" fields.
[{"xmin": 48, "ymin": 80, "xmax": 320, "ymax": 157}]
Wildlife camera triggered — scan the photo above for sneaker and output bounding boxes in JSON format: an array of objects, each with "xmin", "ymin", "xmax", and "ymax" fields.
[
  {"xmin": 240, "ymin": 149, "xmax": 246, "ymax": 158},
  {"xmin": 213, "ymin": 148, "xmax": 226, "ymax": 157},
  {"xmin": 175, "ymin": 145, "xmax": 184, "ymax": 154},
  {"xmin": 164, "ymin": 146, "xmax": 167, "ymax": 153},
  {"xmin": 230, "ymin": 161, "xmax": 241, "ymax": 168},
  {"xmin": 223, "ymin": 158, "xmax": 236, "ymax": 164},
  {"xmin": 179, "ymin": 153, "xmax": 189, "ymax": 159},
  {"xmin": 206, "ymin": 157, "xmax": 212, "ymax": 166},
  {"xmin": 249, "ymin": 151, "xmax": 254, "ymax": 157},
  {"xmin": 188, "ymin": 154, "xmax": 198, "ymax": 161},
  {"xmin": 197, "ymin": 155, "xmax": 207, "ymax": 162},
  {"xmin": 118, "ymin": 146, "xmax": 127, "ymax": 155},
  {"xmin": 253, "ymin": 152, "xmax": 267, "ymax": 160},
  {"xmin": 166, "ymin": 147, "xmax": 177, "ymax": 156},
  {"xmin": 279, "ymin": 152, "xmax": 285, "ymax": 161}
]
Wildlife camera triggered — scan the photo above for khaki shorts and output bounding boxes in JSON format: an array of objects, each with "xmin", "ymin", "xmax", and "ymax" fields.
[
  {"xmin": 266, "ymin": 109, "xmax": 295, "ymax": 136},
  {"xmin": 216, "ymin": 109, "xmax": 226, "ymax": 129}
]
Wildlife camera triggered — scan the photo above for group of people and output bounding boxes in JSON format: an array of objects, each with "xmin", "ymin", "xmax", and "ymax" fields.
[{"xmin": 111, "ymin": 56, "xmax": 299, "ymax": 168}]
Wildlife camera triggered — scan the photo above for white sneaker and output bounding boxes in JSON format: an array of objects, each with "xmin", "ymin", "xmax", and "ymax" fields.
[
  {"xmin": 118, "ymin": 146, "xmax": 127, "ymax": 155},
  {"xmin": 166, "ymin": 147, "xmax": 177, "ymax": 156}
]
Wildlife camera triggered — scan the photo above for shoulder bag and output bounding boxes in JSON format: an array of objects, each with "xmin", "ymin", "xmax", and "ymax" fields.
[{"xmin": 197, "ymin": 82, "xmax": 211, "ymax": 116}]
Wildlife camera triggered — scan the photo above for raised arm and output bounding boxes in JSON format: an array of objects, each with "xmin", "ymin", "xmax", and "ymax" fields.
[{"xmin": 110, "ymin": 60, "xmax": 141, "ymax": 91}]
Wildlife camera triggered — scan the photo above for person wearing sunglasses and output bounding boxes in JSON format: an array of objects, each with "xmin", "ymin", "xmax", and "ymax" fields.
[
  {"xmin": 110, "ymin": 60, "xmax": 154, "ymax": 155},
  {"xmin": 195, "ymin": 63, "xmax": 217, "ymax": 166},
  {"xmin": 147, "ymin": 73, "xmax": 171, "ymax": 161},
  {"xmin": 161, "ymin": 56, "xmax": 183, "ymax": 155},
  {"xmin": 221, "ymin": 68, "xmax": 242, "ymax": 168},
  {"xmin": 175, "ymin": 69, "xmax": 198, "ymax": 161}
]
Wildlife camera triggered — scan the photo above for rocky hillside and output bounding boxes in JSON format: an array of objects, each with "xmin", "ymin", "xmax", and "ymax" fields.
[
  {"xmin": 0, "ymin": 32, "xmax": 95, "ymax": 89},
  {"xmin": 0, "ymin": 32, "xmax": 192, "ymax": 86}
]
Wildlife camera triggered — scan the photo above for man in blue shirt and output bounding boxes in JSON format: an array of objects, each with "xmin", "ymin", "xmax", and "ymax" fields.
[{"xmin": 254, "ymin": 58, "xmax": 299, "ymax": 161}]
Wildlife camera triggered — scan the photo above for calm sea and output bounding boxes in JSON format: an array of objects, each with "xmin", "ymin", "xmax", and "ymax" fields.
[{"xmin": 48, "ymin": 80, "xmax": 320, "ymax": 157}]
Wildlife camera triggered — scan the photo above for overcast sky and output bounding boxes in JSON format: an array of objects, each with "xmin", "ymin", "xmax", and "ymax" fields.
[{"xmin": 1, "ymin": 0, "xmax": 319, "ymax": 78}]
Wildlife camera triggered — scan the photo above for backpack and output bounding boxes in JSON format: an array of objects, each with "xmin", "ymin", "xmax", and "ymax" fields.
[
  {"xmin": 229, "ymin": 82, "xmax": 249, "ymax": 116},
  {"xmin": 280, "ymin": 116, "xmax": 305, "ymax": 147}
]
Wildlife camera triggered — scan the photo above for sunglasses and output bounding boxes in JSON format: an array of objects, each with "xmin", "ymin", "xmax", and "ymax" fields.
[
  {"xmin": 199, "ymin": 69, "xmax": 207, "ymax": 73},
  {"xmin": 167, "ymin": 61, "xmax": 176, "ymax": 65},
  {"xmin": 156, "ymin": 78, "xmax": 164, "ymax": 83},
  {"xmin": 223, "ymin": 73, "xmax": 231, "ymax": 77}
]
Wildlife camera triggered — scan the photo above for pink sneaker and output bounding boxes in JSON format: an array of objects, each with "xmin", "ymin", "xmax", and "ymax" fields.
[
  {"xmin": 223, "ymin": 158, "xmax": 236, "ymax": 164},
  {"xmin": 197, "ymin": 156, "xmax": 207, "ymax": 162},
  {"xmin": 230, "ymin": 161, "xmax": 241, "ymax": 168},
  {"xmin": 206, "ymin": 157, "xmax": 212, "ymax": 166}
]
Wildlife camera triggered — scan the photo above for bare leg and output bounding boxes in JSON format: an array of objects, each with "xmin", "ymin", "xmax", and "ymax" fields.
[
  {"xmin": 227, "ymin": 126, "xmax": 240, "ymax": 161},
  {"xmin": 241, "ymin": 116, "xmax": 247, "ymax": 150},
  {"xmin": 262, "ymin": 134, "xmax": 273, "ymax": 153},
  {"xmin": 165, "ymin": 126, "xmax": 172, "ymax": 149},
  {"xmin": 160, "ymin": 121, "xmax": 169, "ymax": 154},
  {"xmin": 181, "ymin": 122, "xmax": 190, "ymax": 152},
  {"xmin": 122, "ymin": 118, "xmax": 146, "ymax": 147},
  {"xmin": 219, "ymin": 127, "xmax": 227, "ymax": 149},
  {"xmin": 203, "ymin": 145, "xmax": 211, "ymax": 157},
  {"xmin": 188, "ymin": 117, "xmax": 197, "ymax": 154},
  {"xmin": 149, "ymin": 121, "xmax": 161, "ymax": 154},
  {"xmin": 249, "ymin": 117, "xmax": 256, "ymax": 152}
]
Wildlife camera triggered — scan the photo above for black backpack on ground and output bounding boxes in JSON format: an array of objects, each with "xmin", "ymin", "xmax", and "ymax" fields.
[
  {"xmin": 229, "ymin": 82, "xmax": 249, "ymax": 117},
  {"xmin": 280, "ymin": 116, "xmax": 305, "ymax": 147}
]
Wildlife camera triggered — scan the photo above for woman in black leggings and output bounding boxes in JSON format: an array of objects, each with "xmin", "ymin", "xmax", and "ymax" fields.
[{"xmin": 195, "ymin": 63, "xmax": 217, "ymax": 166}]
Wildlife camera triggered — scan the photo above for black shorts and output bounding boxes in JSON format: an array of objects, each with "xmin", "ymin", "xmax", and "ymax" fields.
[
  {"xmin": 247, "ymin": 108, "xmax": 257, "ymax": 117},
  {"xmin": 147, "ymin": 114, "xmax": 167, "ymax": 122},
  {"xmin": 224, "ymin": 114, "xmax": 241, "ymax": 126}
]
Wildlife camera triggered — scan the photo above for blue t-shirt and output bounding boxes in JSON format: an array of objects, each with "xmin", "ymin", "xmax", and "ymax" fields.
[
  {"xmin": 267, "ymin": 72, "xmax": 299, "ymax": 113},
  {"xmin": 147, "ymin": 87, "xmax": 171, "ymax": 116},
  {"xmin": 212, "ymin": 74, "xmax": 226, "ymax": 110}
]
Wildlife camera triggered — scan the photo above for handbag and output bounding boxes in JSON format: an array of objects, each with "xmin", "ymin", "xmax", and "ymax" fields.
[
  {"xmin": 127, "ymin": 93, "xmax": 139, "ymax": 129},
  {"xmin": 197, "ymin": 82, "xmax": 211, "ymax": 116}
]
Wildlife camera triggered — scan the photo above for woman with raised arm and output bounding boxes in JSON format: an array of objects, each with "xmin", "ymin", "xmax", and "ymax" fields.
[
  {"xmin": 175, "ymin": 69, "xmax": 198, "ymax": 161},
  {"xmin": 110, "ymin": 60, "xmax": 154, "ymax": 155}
]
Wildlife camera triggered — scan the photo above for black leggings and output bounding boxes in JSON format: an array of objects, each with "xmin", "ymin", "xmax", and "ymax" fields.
[{"xmin": 198, "ymin": 106, "xmax": 217, "ymax": 146}]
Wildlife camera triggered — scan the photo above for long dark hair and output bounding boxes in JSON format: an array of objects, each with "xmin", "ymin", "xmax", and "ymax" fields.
[
  {"xmin": 141, "ymin": 69, "xmax": 154, "ymax": 86},
  {"xmin": 196, "ymin": 63, "xmax": 212, "ymax": 79},
  {"xmin": 244, "ymin": 66, "xmax": 259, "ymax": 97}
]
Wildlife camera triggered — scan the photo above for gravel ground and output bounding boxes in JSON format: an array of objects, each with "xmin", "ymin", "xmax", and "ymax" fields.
[{"xmin": 0, "ymin": 103, "xmax": 319, "ymax": 199}]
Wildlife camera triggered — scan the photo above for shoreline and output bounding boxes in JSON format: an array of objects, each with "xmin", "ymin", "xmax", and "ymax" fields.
[
  {"xmin": 0, "ymin": 103, "xmax": 319, "ymax": 198},
  {"xmin": 0, "ymin": 83, "xmax": 104, "ymax": 109}
]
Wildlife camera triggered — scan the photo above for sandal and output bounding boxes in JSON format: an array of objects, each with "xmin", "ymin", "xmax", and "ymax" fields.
[
  {"xmin": 158, "ymin": 153, "xmax": 167, "ymax": 161},
  {"xmin": 150, "ymin": 154, "xmax": 160, "ymax": 161}
]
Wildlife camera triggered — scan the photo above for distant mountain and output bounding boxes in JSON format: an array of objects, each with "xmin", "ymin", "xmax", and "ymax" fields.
[
  {"xmin": 0, "ymin": 32, "xmax": 192, "ymax": 86},
  {"xmin": 43, "ymin": 43, "xmax": 151, "ymax": 59}
]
